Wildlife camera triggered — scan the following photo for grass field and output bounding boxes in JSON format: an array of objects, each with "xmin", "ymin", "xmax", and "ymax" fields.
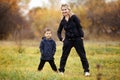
[{"xmin": 0, "ymin": 40, "xmax": 120, "ymax": 80}]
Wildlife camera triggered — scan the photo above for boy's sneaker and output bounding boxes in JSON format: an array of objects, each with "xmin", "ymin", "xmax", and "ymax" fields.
[
  {"xmin": 85, "ymin": 72, "xmax": 90, "ymax": 76},
  {"xmin": 54, "ymin": 70, "xmax": 58, "ymax": 73}
]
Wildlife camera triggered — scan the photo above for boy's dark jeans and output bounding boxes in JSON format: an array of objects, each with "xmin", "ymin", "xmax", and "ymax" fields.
[
  {"xmin": 59, "ymin": 38, "xmax": 89, "ymax": 73},
  {"xmin": 38, "ymin": 59, "xmax": 57, "ymax": 72}
]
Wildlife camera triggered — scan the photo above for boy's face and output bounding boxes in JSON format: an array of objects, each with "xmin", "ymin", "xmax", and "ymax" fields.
[{"xmin": 44, "ymin": 31, "xmax": 52, "ymax": 39}]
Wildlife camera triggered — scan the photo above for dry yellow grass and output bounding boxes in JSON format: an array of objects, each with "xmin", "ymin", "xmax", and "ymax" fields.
[{"xmin": 0, "ymin": 40, "xmax": 120, "ymax": 80}]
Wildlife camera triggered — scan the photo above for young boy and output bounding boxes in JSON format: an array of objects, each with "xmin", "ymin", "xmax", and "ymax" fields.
[{"xmin": 38, "ymin": 28, "xmax": 58, "ymax": 72}]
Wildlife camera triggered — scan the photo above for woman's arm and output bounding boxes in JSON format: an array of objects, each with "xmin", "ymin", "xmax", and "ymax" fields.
[
  {"xmin": 57, "ymin": 21, "xmax": 64, "ymax": 41},
  {"xmin": 73, "ymin": 15, "xmax": 84, "ymax": 38}
]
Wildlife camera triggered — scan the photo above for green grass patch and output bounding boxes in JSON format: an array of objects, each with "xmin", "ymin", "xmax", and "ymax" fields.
[{"xmin": 0, "ymin": 41, "xmax": 120, "ymax": 80}]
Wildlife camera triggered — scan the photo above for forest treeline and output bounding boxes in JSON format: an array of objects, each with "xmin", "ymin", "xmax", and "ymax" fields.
[{"xmin": 0, "ymin": 0, "xmax": 120, "ymax": 40}]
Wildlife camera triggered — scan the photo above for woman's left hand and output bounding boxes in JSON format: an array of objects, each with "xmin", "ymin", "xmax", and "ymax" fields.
[
  {"xmin": 81, "ymin": 37, "xmax": 84, "ymax": 39},
  {"xmin": 62, "ymin": 38, "xmax": 65, "ymax": 42}
]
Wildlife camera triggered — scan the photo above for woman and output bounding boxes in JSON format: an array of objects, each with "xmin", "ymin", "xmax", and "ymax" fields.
[{"xmin": 57, "ymin": 4, "xmax": 90, "ymax": 76}]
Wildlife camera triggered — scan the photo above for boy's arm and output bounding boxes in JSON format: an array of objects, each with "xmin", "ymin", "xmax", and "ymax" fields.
[{"xmin": 52, "ymin": 41, "xmax": 56, "ymax": 56}]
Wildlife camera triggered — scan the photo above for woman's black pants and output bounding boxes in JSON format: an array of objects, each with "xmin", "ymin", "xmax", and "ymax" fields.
[{"xmin": 59, "ymin": 38, "xmax": 89, "ymax": 73}]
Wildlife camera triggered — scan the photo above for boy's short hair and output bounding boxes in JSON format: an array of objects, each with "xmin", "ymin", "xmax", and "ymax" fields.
[{"xmin": 44, "ymin": 28, "xmax": 52, "ymax": 34}]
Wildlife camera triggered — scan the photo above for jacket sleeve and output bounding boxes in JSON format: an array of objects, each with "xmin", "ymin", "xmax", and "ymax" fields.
[
  {"xmin": 40, "ymin": 40, "xmax": 44, "ymax": 54},
  {"xmin": 57, "ymin": 21, "xmax": 63, "ymax": 41},
  {"xmin": 73, "ymin": 15, "xmax": 84, "ymax": 37},
  {"xmin": 52, "ymin": 41, "xmax": 56, "ymax": 56}
]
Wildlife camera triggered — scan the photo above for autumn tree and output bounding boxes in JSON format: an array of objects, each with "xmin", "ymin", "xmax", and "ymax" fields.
[
  {"xmin": 0, "ymin": 0, "xmax": 28, "ymax": 40},
  {"xmin": 84, "ymin": 0, "xmax": 120, "ymax": 39},
  {"xmin": 101, "ymin": 1, "xmax": 120, "ymax": 36},
  {"xmin": 29, "ymin": 7, "xmax": 61, "ymax": 40}
]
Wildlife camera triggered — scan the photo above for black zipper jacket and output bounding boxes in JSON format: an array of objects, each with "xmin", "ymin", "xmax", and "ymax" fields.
[{"xmin": 57, "ymin": 15, "xmax": 84, "ymax": 41}]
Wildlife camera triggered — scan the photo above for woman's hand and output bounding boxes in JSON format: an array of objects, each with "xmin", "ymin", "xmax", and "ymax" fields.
[
  {"xmin": 62, "ymin": 38, "xmax": 65, "ymax": 42},
  {"xmin": 81, "ymin": 37, "xmax": 84, "ymax": 39}
]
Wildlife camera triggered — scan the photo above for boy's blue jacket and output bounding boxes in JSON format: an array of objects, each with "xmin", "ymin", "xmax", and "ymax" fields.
[{"xmin": 39, "ymin": 37, "xmax": 56, "ymax": 60}]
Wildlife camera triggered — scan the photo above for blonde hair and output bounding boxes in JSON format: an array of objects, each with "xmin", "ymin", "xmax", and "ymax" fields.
[
  {"xmin": 61, "ymin": 4, "xmax": 73, "ymax": 16},
  {"xmin": 61, "ymin": 4, "xmax": 71, "ymax": 11}
]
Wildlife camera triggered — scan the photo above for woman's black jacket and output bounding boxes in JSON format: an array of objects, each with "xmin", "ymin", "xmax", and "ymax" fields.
[{"xmin": 57, "ymin": 15, "xmax": 84, "ymax": 41}]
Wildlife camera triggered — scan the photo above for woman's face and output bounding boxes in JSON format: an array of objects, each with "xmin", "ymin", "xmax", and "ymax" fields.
[{"xmin": 61, "ymin": 6, "xmax": 70, "ymax": 16}]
